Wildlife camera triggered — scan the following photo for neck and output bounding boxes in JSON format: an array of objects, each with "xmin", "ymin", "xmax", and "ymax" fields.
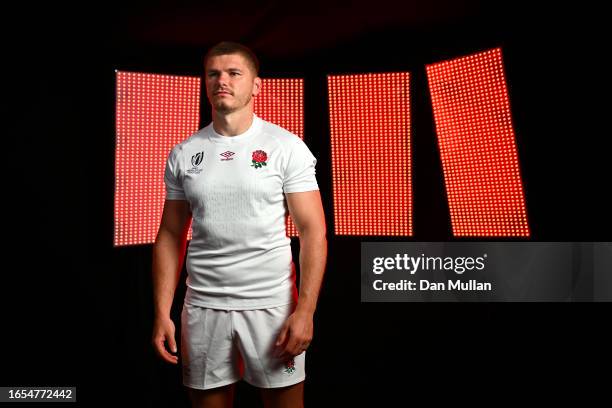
[{"xmin": 212, "ymin": 108, "xmax": 254, "ymax": 136}]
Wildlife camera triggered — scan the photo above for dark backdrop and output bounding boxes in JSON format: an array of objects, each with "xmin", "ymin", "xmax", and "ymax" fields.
[{"xmin": 3, "ymin": 1, "xmax": 610, "ymax": 406}]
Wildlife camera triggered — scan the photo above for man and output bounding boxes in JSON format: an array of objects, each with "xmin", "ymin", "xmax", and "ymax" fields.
[{"xmin": 151, "ymin": 41, "xmax": 327, "ymax": 408}]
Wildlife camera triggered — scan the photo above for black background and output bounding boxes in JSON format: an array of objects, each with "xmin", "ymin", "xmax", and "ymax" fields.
[{"xmin": 3, "ymin": 1, "xmax": 610, "ymax": 406}]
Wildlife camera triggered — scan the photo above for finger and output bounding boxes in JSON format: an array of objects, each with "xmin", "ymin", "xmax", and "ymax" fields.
[
  {"xmin": 275, "ymin": 325, "xmax": 288, "ymax": 347},
  {"xmin": 283, "ymin": 336, "xmax": 301, "ymax": 358},
  {"xmin": 167, "ymin": 335, "xmax": 178, "ymax": 354},
  {"xmin": 275, "ymin": 346, "xmax": 290, "ymax": 359},
  {"xmin": 277, "ymin": 349, "xmax": 293, "ymax": 361},
  {"xmin": 154, "ymin": 337, "xmax": 179, "ymax": 364},
  {"xmin": 161, "ymin": 346, "xmax": 179, "ymax": 364},
  {"xmin": 163, "ymin": 354, "xmax": 179, "ymax": 364},
  {"xmin": 276, "ymin": 341, "xmax": 292, "ymax": 359},
  {"xmin": 278, "ymin": 345, "xmax": 303, "ymax": 361},
  {"xmin": 292, "ymin": 339, "xmax": 310, "ymax": 356}
]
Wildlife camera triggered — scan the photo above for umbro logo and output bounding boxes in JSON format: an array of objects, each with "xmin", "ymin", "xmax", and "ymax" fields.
[{"xmin": 220, "ymin": 151, "xmax": 235, "ymax": 161}]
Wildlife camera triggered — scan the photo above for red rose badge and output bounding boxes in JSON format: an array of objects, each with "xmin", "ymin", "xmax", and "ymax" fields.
[
  {"xmin": 284, "ymin": 358, "xmax": 296, "ymax": 375},
  {"xmin": 251, "ymin": 150, "xmax": 268, "ymax": 169}
]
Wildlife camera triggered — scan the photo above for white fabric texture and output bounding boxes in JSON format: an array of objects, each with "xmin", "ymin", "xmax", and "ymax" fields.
[
  {"xmin": 164, "ymin": 114, "xmax": 319, "ymax": 309},
  {"xmin": 180, "ymin": 301, "xmax": 306, "ymax": 390}
]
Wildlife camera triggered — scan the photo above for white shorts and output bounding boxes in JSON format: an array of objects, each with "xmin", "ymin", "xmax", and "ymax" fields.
[{"xmin": 180, "ymin": 301, "xmax": 306, "ymax": 390}]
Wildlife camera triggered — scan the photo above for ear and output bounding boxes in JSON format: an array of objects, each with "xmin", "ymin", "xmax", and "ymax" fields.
[{"xmin": 253, "ymin": 77, "xmax": 262, "ymax": 96}]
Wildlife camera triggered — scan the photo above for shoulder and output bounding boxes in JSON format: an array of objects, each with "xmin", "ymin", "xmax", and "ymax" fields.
[
  {"xmin": 169, "ymin": 127, "xmax": 208, "ymax": 157},
  {"xmin": 259, "ymin": 118, "xmax": 304, "ymax": 151}
]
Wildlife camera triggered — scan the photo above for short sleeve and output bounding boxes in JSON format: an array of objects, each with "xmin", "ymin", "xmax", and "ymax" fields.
[
  {"xmin": 164, "ymin": 146, "xmax": 187, "ymax": 200},
  {"xmin": 283, "ymin": 138, "xmax": 319, "ymax": 193}
]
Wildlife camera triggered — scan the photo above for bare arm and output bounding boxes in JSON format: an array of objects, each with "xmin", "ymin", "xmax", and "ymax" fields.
[
  {"xmin": 275, "ymin": 190, "xmax": 327, "ymax": 359},
  {"xmin": 286, "ymin": 190, "xmax": 328, "ymax": 316},
  {"xmin": 151, "ymin": 199, "xmax": 192, "ymax": 364}
]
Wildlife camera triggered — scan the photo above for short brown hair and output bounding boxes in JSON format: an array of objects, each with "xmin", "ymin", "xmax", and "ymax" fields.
[{"xmin": 203, "ymin": 41, "xmax": 260, "ymax": 76}]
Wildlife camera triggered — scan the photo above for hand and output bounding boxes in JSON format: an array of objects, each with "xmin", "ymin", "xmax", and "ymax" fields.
[
  {"xmin": 152, "ymin": 316, "xmax": 179, "ymax": 364},
  {"xmin": 274, "ymin": 310, "xmax": 313, "ymax": 361}
]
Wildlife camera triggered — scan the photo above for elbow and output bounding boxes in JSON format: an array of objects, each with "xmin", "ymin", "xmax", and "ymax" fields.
[
  {"xmin": 298, "ymin": 223, "xmax": 327, "ymax": 242},
  {"xmin": 154, "ymin": 227, "xmax": 185, "ymax": 248}
]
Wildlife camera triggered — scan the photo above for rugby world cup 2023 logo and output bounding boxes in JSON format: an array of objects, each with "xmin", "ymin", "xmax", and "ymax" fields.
[{"xmin": 187, "ymin": 151, "xmax": 204, "ymax": 174}]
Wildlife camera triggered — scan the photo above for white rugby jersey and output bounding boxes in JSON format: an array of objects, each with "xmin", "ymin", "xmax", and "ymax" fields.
[{"xmin": 164, "ymin": 114, "xmax": 319, "ymax": 310}]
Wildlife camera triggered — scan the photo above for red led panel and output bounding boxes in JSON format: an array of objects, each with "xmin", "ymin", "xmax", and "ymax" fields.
[
  {"xmin": 114, "ymin": 71, "xmax": 200, "ymax": 246},
  {"xmin": 328, "ymin": 73, "xmax": 412, "ymax": 236},
  {"xmin": 253, "ymin": 78, "xmax": 304, "ymax": 237},
  {"xmin": 426, "ymin": 48, "xmax": 530, "ymax": 237}
]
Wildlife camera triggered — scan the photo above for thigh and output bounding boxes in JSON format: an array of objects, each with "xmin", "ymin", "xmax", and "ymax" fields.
[
  {"xmin": 181, "ymin": 304, "xmax": 242, "ymax": 390},
  {"xmin": 187, "ymin": 383, "xmax": 236, "ymax": 408},
  {"xmin": 260, "ymin": 381, "xmax": 304, "ymax": 408},
  {"xmin": 231, "ymin": 303, "xmax": 306, "ymax": 389}
]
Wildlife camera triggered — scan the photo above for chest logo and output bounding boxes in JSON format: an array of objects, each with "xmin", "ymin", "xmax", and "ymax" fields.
[
  {"xmin": 187, "ymin": 151, "xmax": 204, "ymax": 175},
  {"xmin": 251, "ymin": 150, "xmax": 268, "ymax": 169},
  {"xmin": 220, "ymin": 151, "xmax": 235, "ymax": 161},
  {"xmin": 191, "ymin": 151, "xmax": 204, "ymax": 166}
]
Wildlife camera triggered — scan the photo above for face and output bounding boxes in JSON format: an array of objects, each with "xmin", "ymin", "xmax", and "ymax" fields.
[{"xmin": 205, "ymin": 53, "xmax": 261, "ymax": 114}]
